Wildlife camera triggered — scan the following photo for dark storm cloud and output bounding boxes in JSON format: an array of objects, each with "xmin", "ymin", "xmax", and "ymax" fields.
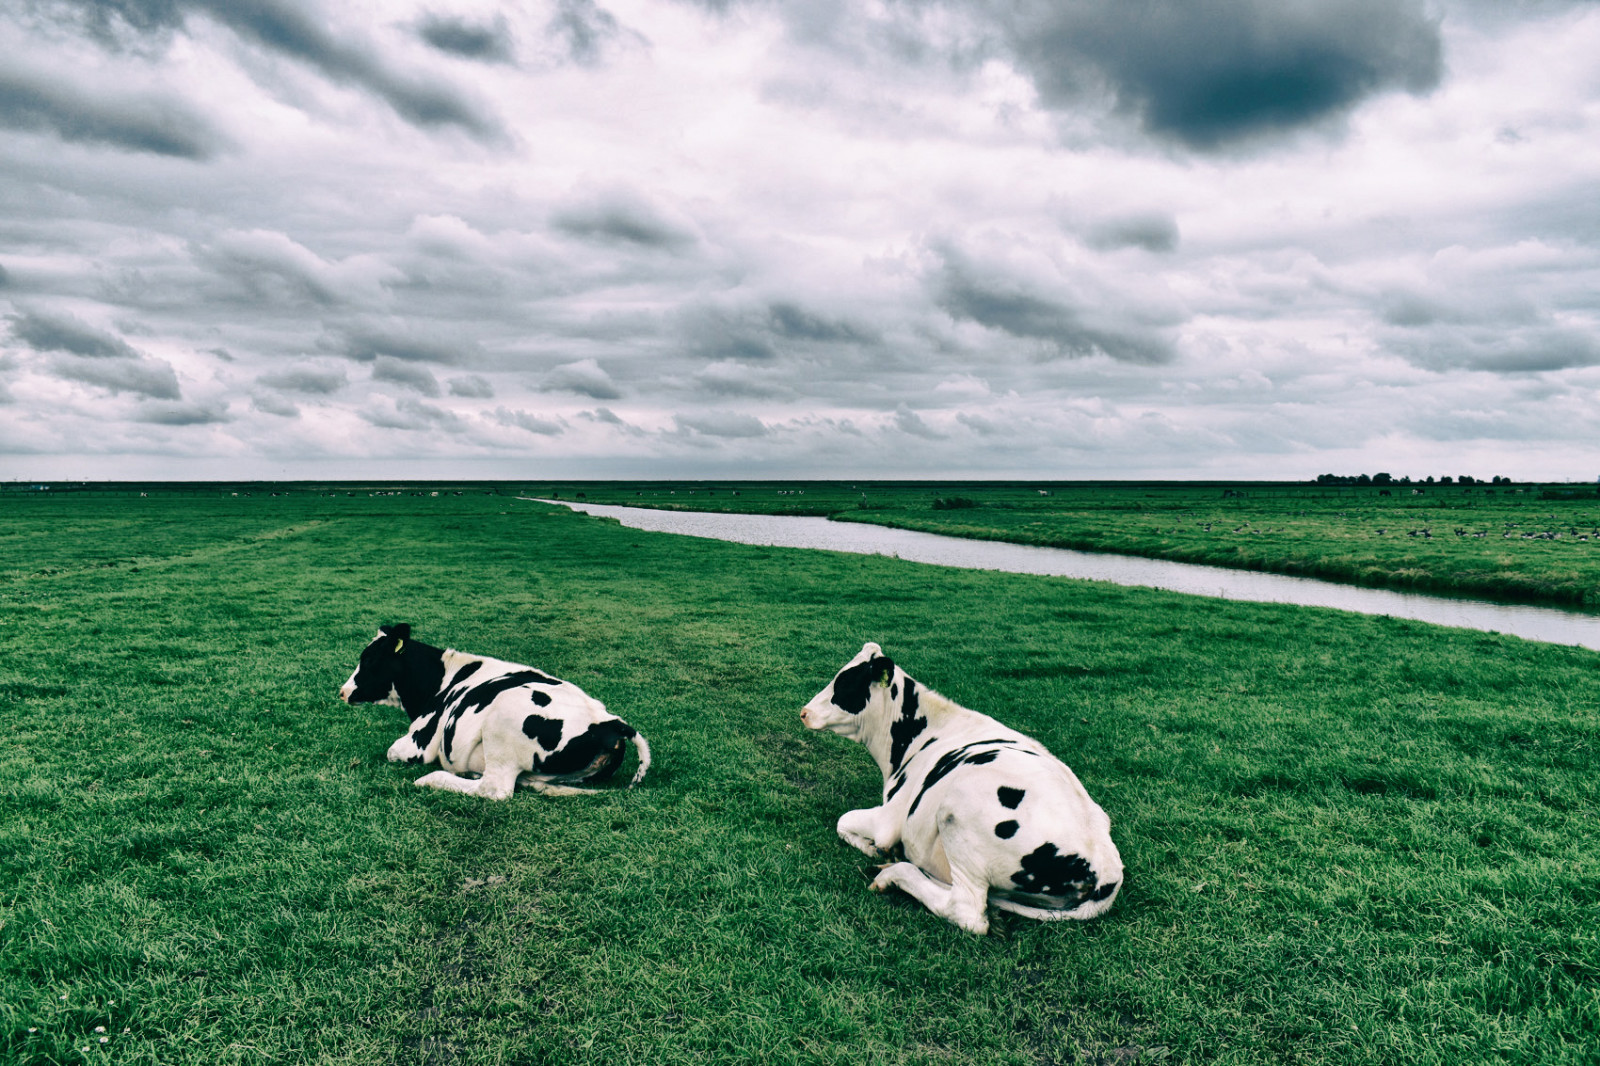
[
  {"xmin": 55, "ymin": 0, "xmax": 502, "ymax": 141},
  {"xmin": 1001, "ymin": 0, "xmax": 1443, "ymax": 149},
  {"xmin": 1377, "ymin": 291, "xmax": 1456, "ymax": 328},
  {"xmin": 546, "ymin": 0, "xmax": 631, "ymax": 66},
  {"xmin": 256, "ymin": 364, "xmax": 346, "ymax": 393},
  {"xmin": 542, "ymin": 358, "xmax": 621, "ymax": 399},
  {"xmin": 50, "ymin": 354, "xmax": 182, "ymax": 399},
  {"xmin": 551, "ymin": 190, "xmax": 696, "ymax": 250},
  {"xmin": 673, "ymin": 411, "xmax": 769, "ymax": 438},
  {"xmin": 1085, "ymin": 212, "xmax": 1180, "ymax": 253},
  {"xmin": 198, "ymin": 231, "xmax": 365, "ymax": 307},
  {"xmin": 331, "ymin": 324, "xmax": 473, "ymax": 365},
  {"xmin": 1388, "ymin": 326, "xmax": 1600, "ymax": 374},
  {"xmin": 448, "ymin": 374, "xmax": 494, "ymax": 398},
  {"xmin": 932, "ymin": 252, "xmax": 1174, "ymax": 364},
  {"xmin": 136, "ymin": 399, "xmax": 229, "ymax": 424},
  {"xmin": 492, "ymin": 407, "xmax": 564, "ymax": 435},
  {"xmin": 676, "ymin": 300, "xmax": 877, "ymax": 367},
  {"xmin": 767, "ymin": 301, "xmax": 877, "ymax": 343},
  {"xmin": 0, "ymin": 68, "xmax": 225, "ymax": 159},
  {"xmin": 8, "ymin": 310, "xmax": 141, "ymax": 359},
  {"xmin": 691, "ymin": 360, "xmax": 793, "ymax": 399},
  {"xmin": 892, "ymin": 404, "xmax": 943, "ymax": 439},
  {"xmin": 9, "ymin": 308, "xmax": 186, "ymax": 399},
  {"xmin": 251, "ymin": 391, "xmax": 300, "ymax": 417},
  {"xmin": 417, "ymin": 12, "xmax": 515, "ymax": 63},
  {"xmin": 579, "ymin": 406, "xmax": 645, "ymax": 435},
  {"xmin": 361, "ymin": 396, "xmax": 465, "ymax": 431},
  {"xmin": 371, "ymin": 355, "xmax": 442, "ymax": 396},
  {"xmin": 693, "ymin": 331, "xmax": 776, "ymax": 361}
]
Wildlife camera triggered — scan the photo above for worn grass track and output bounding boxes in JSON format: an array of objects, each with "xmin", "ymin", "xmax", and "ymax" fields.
[{"xmin": 2, "ymin": 491, "xmax": 1597, "ymax": 1065}]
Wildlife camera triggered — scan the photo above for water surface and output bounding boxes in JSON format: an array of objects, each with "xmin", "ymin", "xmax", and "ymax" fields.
[{"xmin": 536, "ymin": 500, "xmax": 1600, "ymax": 653}]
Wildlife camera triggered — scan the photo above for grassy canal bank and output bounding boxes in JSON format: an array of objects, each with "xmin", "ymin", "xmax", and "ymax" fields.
[{"xmin": 2, "ymin": 490, "xmax": 1596, "ymax": 1064}]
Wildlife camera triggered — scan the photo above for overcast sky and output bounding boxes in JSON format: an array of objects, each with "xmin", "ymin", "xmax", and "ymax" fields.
[{"xmin": 3, "ymin": 0, "xmax": 1599, "ymax": 482}]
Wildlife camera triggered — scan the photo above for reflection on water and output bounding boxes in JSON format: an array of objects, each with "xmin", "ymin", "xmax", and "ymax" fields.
[{"xmin": 536, "ymin": 500, "xmax": 1600, "ymax": 653}]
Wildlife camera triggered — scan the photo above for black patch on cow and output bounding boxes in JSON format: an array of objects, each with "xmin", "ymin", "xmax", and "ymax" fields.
[
  {"xmin": 886, "ymin": 733, "xmax": 939, "ymax": 802},
  {"xmin": 995, "ymin": 820, "xmax": 1019, "ymax": 839},
  {"xmin": 890, "ymin": 683, "xmax": 899, "ymax": 699},
  {"xmin": 1088, "ymin": 880, "xmax": 1118, "ymax": 902},
  {"xmin": 997, "ymin": 786, "xmax": 1025, "ymax": 809},
  {"xmin": 405, "ymin": 710, "xmax": 441, "ymax": 762},
  {"xmin": 538, "ymin": 720, "xmax": 637, "ymax": 782},
  {"xmin": 440, "ymin": 670, "xmax": 551, "ymax": 761},
  {"xmin": 906, "ymin": 739, "xmax": 1019, "ymax": 815},
  {"xmin": 887, "ymin": 677, "xmax": 926, "ymax": 773},
  {"xmin": 521, "ymin": 714, "xmax": 564, "ymax": 750},
  {"xmin": 829, "ymin": 653, "xmax": 893, "ymax": 714},
  {"xmin": 530, "ymin": 690, "xmax": 551, "ymax": 707},
  {"xmin": 1010, "ymin": 843, "xmax": 1094, "ymax": 897},
  {"xmin": 445, "ymin": 659, "xmax": 484, "ymax": 690}
]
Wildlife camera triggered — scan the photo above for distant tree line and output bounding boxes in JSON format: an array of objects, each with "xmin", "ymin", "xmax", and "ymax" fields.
[{"xmin": 1313, "ymin": 473, "xmax": 1514, "ymax": 487}]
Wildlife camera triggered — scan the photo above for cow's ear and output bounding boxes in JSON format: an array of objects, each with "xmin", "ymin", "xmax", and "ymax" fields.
[
  {"xmin": 874, "ymin": 654, "xmax": 895, "ymax": 686},
  {"xmin": 382, "ymin": 623, "xmax": 412, "ymax": 640}
]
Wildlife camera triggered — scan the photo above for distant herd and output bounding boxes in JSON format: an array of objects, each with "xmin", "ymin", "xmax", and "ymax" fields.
[{"xmin": 341, "ymin": 626, "xmax": 1121, "ymax": 934}]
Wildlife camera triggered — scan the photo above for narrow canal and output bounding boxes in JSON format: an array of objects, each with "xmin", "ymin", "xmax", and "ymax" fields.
[{"xmin": 537, "ymin": 499, "xmax": 1600, "ymax": 653}]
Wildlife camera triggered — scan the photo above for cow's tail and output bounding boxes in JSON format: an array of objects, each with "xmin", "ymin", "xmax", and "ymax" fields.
[
  {"xmin": 627, "ymin": 730, "xmax": 651, "ymax": 787},
  {"xmin": 991, "ymin": 880, "xmax": 1121, "ymax": 922}
]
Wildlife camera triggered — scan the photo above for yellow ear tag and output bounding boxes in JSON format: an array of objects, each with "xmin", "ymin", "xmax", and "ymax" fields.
[{"xmin": 394, "ymin": 639, "xmax": 405, "ymax": 653}]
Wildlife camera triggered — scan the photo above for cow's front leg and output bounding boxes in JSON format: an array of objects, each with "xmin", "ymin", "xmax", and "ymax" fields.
[
  {"xmin": 871, "ymin": 863, "xmax": 991, "ymax": 935},
  {"xmin": 837, "ymin": 806, "xmax": 897, "ymax": 856}
]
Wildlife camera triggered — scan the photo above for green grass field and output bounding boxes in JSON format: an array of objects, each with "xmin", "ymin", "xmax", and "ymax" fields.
[
  {"xmin": 543, "ymin": 480, "xmax": 1600, "ymax": 608},
  {"xmin": 3, "ymin": 490, "xmax": 1597, "ymax": 1064}
]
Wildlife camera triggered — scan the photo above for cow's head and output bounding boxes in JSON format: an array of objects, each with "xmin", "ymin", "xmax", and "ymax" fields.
[
  {"xmin": 339, "ymin": 624, "xmax": 415, "ymax": 708},
  {"xmin": 801, "ymin": 641, "xmax": 897, "ymax": 737}
]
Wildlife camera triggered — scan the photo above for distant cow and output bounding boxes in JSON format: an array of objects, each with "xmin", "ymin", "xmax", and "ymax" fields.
[
  {"xmin": 801, "ymin": 643, "xmax": 1122, "ymax": 934},
  {"xmin": 339, "ymin": 625, "xmax": 649, "ymax": 799}
]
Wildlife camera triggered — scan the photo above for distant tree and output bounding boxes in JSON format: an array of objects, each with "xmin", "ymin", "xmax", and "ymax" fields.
[
  {"xmin": 1426, "ymin": 476, "xmax": 1435, "ymax": 484},
  {"xmin": 1356, "ymin": 474, "xmax": 1371, "ymax": 485},
  {"xmin": 1372, "ymin": 472, "xmax": 1393, "ymax": 485},
  {"xmin": 1439, "ymin": 476, "xmax": 1453, "ymax": 485}
]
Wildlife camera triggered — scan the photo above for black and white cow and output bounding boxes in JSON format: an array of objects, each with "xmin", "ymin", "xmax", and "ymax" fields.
[
  {"xmin": 801, "ymin": 642, "xmax": 1122, "ymax": 934},
  {"xmin": 339, "ymin": 625, "xmax": 650, "ymax": 800}
]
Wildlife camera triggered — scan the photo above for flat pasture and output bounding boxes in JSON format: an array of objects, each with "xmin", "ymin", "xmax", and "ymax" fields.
[
  {"xmin": 550, "ymin": 480, "xmax": 1600, "ymax": 607},
  {"xmin": 2, "ymin": 490, "xmax": 1597, "ymax": 1065}
]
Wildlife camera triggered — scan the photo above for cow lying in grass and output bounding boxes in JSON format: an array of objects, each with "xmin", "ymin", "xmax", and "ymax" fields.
[
  {"xmin": 339, "ymin": 625, "xmax": 649, "ymax": 799},
  {"xmin": 801, "ymin": 642, "xmax": 1121, "ymax": 934}
]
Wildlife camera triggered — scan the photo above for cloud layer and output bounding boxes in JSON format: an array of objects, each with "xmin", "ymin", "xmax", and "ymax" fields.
[{"xmin": 3, "ymin": 0, "xmax": 1599, "ymax": 480}]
